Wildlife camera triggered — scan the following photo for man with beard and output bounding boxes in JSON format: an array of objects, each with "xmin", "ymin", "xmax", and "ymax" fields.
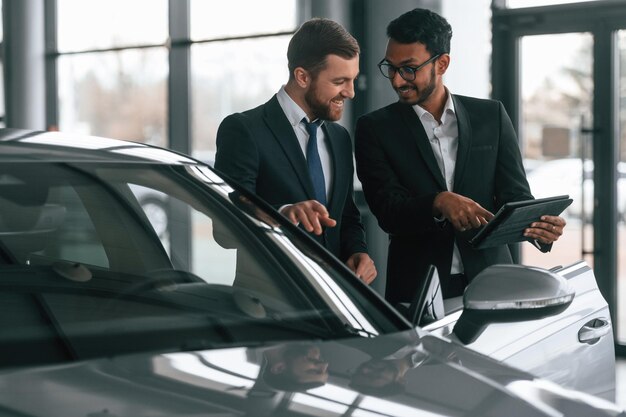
[
  {"xmin": 260, "ymin": 343, "xmax": 329, "ymax": 391},
  {"xmin": 354, "ymin": 8, "xmax": 565, "ymax": 302},
  {"xmin": 215, "ymin": 18, "xmax": 376, "ymax": 284}
]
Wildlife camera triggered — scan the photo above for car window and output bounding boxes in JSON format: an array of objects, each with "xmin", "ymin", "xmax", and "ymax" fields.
[
  {"xmin": 0, "ymin": 162, "xmax": 403, "ymax": 368},
  {"xmin": 126, "ymin": 182, "xmax": 296, "ymax": 303},
  {"xmin": 128, "ymin": 184, "xmax": 239, "ymax": 285},
  {"xmin": 0, "ymin": 179, "xmax": 109, "ymax": 268}
]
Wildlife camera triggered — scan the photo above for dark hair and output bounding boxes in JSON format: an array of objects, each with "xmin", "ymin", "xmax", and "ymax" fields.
[
  {"xmin": 386, "ymin": 8, "xmax": 452, "ymax": 56},
  {"xmin": 287, "ymin": 18, "xmax": 360, "ymax": 79}
]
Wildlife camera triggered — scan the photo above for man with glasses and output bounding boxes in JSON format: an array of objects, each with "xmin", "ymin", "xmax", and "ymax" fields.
[
  {"xmin": 354, "ymin": 8, "xmax": 565, "ymax": 303},
  {"xmin": 215, "ymin": 18, "xmax": 376, "ymax": 284}
]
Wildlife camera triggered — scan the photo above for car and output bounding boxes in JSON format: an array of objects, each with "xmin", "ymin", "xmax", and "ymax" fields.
[{"xmin": 0, "ymin": 128, "xmax": 623, "ymax": 417}]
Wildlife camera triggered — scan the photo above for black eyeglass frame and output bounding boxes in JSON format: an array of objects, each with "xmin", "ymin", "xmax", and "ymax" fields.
[{"xmin": 377, "ymin": 53, "xmax": 443, "ymax": 81}]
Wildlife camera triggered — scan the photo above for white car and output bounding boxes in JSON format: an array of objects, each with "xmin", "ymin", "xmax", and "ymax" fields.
[
  {"xmin": 422, "ymin": 262, "xmax": 614, "ymax": 398},
  {"xmin": 0, "ymin": 128, "xmax": 622, "ymax": 417}
]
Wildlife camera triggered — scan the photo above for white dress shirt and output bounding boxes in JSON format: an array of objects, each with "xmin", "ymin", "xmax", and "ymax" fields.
[
  {"xmin": 413, "ymin": 93, "xmax": 464, "ymax": 275},
  {"xmin": 276, "ymin": 86, "xmax": 333, "ymax": 203}
]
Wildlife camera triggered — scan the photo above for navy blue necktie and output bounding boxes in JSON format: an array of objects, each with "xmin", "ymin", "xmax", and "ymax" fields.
[{"xmin": 302, "ymin": 118, "xmax": 327, "ymax": 206}]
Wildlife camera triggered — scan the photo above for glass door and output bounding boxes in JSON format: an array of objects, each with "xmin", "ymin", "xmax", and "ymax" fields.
[
  {"xmin": 518, "ymin": 32, "xmax": 594, "ymax": 270},
  {"xmin": 492, "ymin": 1, "xmax": 626, "ymax": 351}
]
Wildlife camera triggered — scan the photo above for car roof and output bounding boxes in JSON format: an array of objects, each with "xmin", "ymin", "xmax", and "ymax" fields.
[{"xmin": 0, "ymin": 128, "xmax": 199, "ymax": 165}]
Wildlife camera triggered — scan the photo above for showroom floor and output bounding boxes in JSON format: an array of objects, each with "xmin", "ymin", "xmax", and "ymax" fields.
[{"xmin": 617, "ymin": 358, "xmax": 626, "ymax": 407}]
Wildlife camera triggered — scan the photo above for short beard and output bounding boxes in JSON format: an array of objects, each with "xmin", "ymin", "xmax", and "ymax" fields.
[
  {"xmin": 304, "ymin": 78, "xmax": 342, "ymax": 121},
  {"xmin": 398, "ymin": 65, "xmax": 436, "ymax": 106},
  {"xmin": 416, "ymin": 66, "xmax": 437, "ymax": 105}
]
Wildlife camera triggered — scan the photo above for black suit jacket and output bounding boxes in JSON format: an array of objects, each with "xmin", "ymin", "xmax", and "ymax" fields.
[
  {"xmin": 215, "ymin": 95, "xmax": 367, "ymax": 261},
  {"xmin": 355, "ymin": 95, "xmax": 534, "ymax": 303}
]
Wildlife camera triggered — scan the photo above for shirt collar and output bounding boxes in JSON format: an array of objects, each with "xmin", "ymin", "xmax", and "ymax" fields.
[
  {"xmin": 413, "ymin": 89, "xmax": 456, "ymax": 124},
  {"xmin": 276, "ymin": 86, "xmax": 325, "ymax": 127}
]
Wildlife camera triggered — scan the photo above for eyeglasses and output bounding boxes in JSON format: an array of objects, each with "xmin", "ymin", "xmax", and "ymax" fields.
[{"xmin": 377, "ymin": 54, "xmax": 442, "ymax": 81}]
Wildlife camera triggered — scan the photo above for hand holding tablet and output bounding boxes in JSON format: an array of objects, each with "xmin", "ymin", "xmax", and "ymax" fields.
[{"xmin": 467, "ymin": 195, "xmax": 573, "ymax": 249}]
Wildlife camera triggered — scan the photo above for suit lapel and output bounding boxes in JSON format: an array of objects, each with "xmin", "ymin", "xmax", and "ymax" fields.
[
  {"xmin": 397, "ymin": 103, "xmax": 447, "ymax": 190},
  {"xmin": 452, "ymin": 95, "xmax": 472, "ymax": 191},
  {"xmin": 263, "ymin": 96, "xmax": 316, "ymax": 200}
]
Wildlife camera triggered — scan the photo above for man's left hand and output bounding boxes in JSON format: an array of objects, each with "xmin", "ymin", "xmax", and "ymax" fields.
[
  {"xmin": 524, "ymin": 215, "xmax": 567, "ymax": 244},
  {"xmin": 346, "ymin": 253, "xmax": 377, "ymax": 285}
]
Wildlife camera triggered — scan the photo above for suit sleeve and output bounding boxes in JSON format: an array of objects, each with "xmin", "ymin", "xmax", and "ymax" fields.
[
  {"xmin": 214, "ymin": 113, "xmax": 259, "ymax": 194},
  {"xmin": 354, "ymin": 115, "xmax": 439, "ymax": 235}
]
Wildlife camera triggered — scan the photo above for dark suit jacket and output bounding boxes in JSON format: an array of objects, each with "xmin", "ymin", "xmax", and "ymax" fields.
[
  {"xmin": 215, "ymin": 95, "xmax": 367, "ymax": 261},
  {"xmin": 355, "ymin": 95, "xmax": 534, "ymax": 303}
]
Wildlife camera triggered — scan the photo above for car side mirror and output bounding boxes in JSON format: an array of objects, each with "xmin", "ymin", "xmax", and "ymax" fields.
[
  {"xmin": 407, "ymin": 265, "xmax": 445, "ymax": 326},
  {"xmin": 453, "ymin": 264, "xmax": 575, "ymax": 344}
]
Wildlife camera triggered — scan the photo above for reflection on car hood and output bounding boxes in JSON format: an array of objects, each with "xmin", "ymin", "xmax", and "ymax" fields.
[{"xmin": 0, "ymin": 329, "xmax": 622, "ymax": 417}]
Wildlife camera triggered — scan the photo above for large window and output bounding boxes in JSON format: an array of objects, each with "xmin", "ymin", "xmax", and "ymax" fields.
[
  {"xmin": 189, "ymin": 0, "xmax": 296, "ymax": 40},
  {"xmin": 55, "ymin": 0, "xmax": 168, "ymax": 146},
  {"xmin": 58, "ymin": 49, "xmax": 168, "ymax": 146},
  {"xmin": 191, "ymin": 37, "xmax": 291, "ymax": 162},
  {"xmin": 52, "ymin": 0, "xmax": 298, "ymax": 158},
  {"xmin": 57, "ymin": 0, "xmax": 168, "ymax": 52},
  {"xmin": 189, "ymin": 0, "xmax": 297, "ymax": 162}
]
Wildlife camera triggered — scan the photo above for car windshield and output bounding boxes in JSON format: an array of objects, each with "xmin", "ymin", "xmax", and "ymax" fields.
[{"xmin": 0, "ymin": 161, "xmax": 405, "ymax": 369}]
